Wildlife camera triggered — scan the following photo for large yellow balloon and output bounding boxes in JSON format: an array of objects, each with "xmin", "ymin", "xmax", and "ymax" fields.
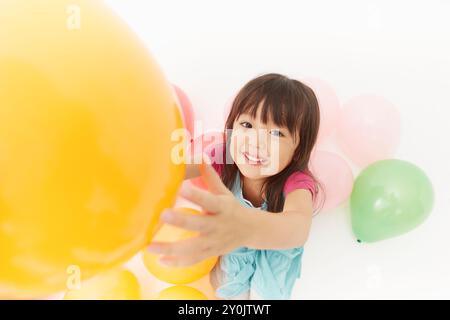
[
  {"xmin": 0, "ymin": 0, "xmax": 184, "ymax": 298},
  {"xmin": 157, "ymin": 285, "xmax": 208, "ymax": 300},
  {"xmin": 142, "ymin": 208, "xmax": 218, "ymax": 284},
  {"xmin": 64, "ymin": 268, "xmax": 140, "ymax": 300}
]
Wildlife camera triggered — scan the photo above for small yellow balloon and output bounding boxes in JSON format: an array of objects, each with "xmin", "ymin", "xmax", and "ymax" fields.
[
  {"xmin": 0, "ymin": 0, "xmax": 184, "ymax": 298},
  {"xmin": 64, "ymin": 268, "xmax": 140, "ymax": 300},
  {"xmin": 142, "ymin": 208, "xmax": 218, "ymax": 284},
  {"xmin": 157, "ymin": 285, "xmax": 208, "ymax": 300}
]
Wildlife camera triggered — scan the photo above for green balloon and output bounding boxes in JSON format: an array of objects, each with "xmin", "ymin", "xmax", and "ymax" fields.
[{"xmin": 351, "ymin": 159, "xmax": 434, "ymax": 243}]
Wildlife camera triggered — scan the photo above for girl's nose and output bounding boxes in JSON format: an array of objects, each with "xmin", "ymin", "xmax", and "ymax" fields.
[
  {"xmin": 246, "ymin": 131, "xmax": 268, "ymax": 154},
  {"xmin": 258, "ymin": 130, "xmax": 269, "ymax": 151}
]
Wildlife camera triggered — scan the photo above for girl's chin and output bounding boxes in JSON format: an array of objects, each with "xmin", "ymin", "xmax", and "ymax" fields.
[{"xmin": 237, "ymin": 163, "xmax": 279, "ymax": 179}]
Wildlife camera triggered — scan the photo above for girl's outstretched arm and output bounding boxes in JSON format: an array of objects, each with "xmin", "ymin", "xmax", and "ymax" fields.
[
  {"xmin": 184, "ymin": 163, "xmax": 200, "ymax": 180},
  {"xmin": 147, "ymin": 159, "xmax": 313, "ymax": 267},
  {"xmin": 242, "ymin": 190, "xmax": 313, "ymax": 250},
  {"xmin": 183, "ymin": 153, "xmax": 207, "ymax": 180}
]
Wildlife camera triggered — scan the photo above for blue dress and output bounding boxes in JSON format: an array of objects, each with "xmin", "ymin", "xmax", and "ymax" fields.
[{"xmin": 214, "ymin": 173, "xmax": 304, "ymax": 300}]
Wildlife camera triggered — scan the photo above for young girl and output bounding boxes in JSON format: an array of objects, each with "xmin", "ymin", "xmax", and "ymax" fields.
[{"xmin": 148, "ymin": 73, "xmax": 321, "ymax": 300}]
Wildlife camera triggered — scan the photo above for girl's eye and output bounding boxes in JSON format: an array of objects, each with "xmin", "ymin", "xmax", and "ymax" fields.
[
  {"xmin": 270, "ymin": 129, "xmax": 284, "ymax": 137},
  {"xmin": 240, "ymin": 121, "xmax": 252, "ymax": 129}
]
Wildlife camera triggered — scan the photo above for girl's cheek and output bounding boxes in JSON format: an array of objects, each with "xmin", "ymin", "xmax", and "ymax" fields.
[
  {"xmin": 269, "ymin": 143, "xmax": 291, "ymax": 169},
  {"xmin": 228, "ymin": 134, "xmax": 240, "ymax": 163}
]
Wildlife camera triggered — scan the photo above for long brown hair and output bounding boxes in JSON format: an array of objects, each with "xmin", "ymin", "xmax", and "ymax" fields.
[{"xmin": 221, "ymin": 73, "xmax": 323, "ymax": 213}]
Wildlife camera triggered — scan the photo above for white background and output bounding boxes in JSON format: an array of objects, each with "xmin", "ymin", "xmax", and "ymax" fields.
[{"xmin": 106, "ymin": 0, "xmax": 450, "ymax": 299}]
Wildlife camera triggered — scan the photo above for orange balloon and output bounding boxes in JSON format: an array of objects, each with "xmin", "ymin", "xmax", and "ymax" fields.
[
  {"xmin": 0, "ymin": 0, "xmax": 184, "ymax": 298},
  {"xmin": 64, "ymin": 268, "xmax": 140, "ymax": 300},
  {"xmin": 157, "ymin": 285, "xmax": 208, "ymax": 300},
  {"xmin": 142, "ymin": 208, "xmax": 218, "ymax": 284}
]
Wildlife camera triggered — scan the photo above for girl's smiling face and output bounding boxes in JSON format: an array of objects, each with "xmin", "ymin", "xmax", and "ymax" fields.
[
  {"xmin": 221, "ymin": 73, "xmax": 320, "ymax": 213},
  {"xmin": 229, "ymin": 105, "xmax": 299, "ymax": 180}
]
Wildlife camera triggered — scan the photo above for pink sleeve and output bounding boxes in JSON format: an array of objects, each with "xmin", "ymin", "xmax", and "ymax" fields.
[
  {"xmin": 283, "ymin": 171, "xmax": 316, "ymax": 198},
  {"xmin": 205, "ymin": 143, "xmax": 225, "ymax": 175}
]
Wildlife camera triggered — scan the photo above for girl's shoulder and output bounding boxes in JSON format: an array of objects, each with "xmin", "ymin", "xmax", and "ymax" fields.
[{"xmin": 283, "ymin": 170, "xmax": 316, "ymax": 198}]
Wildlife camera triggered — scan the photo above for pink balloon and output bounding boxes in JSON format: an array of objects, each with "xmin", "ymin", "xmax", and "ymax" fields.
[
  {"xmin": 173, "ymin": 84, "xmax": 195, "ymax": 135},
  {"xmin": 337, "ymin": 95, "xmax": 401, "ymax": 168},
  {"xmin": 187, "ymin": 131, "xmax": 225, "ymax": 190},
  {"xmin": 223, "ymin": 92, "xmax": 237, "ymax": 124},
  {"xmin": 302, "ymin": 78, "xmax": 340, "ymax": 144},
  {"xmin": 310, "ymin": 150, "xmax": 354, "ymax": 213}
]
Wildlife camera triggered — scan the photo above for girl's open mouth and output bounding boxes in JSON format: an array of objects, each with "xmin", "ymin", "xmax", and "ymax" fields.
[{"xmin": 242, "ymin": 151, "xmax": 267, "ymax": 166}]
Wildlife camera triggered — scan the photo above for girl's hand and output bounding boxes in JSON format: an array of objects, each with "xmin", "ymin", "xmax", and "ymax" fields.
[{"xmin": 147, "ymin": 156, "xmax": 249, "ymax": 267}]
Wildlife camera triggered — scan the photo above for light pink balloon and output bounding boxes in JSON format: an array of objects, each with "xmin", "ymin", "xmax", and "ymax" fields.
[
  {"xmin": 302, "ymin": 77, "xmax": 340, "ymax": 144},
  {"xmin": 172, "ymin": 84, "xmax": 195, "ymax": 136},
  {"xmin": 337, "ymin": 95, "xmax": 401, "ymax": 168},
  {"xmin": 223, "ymin": 93, "xmax": 237, "ymax": 124},
  {"xmin": 187, "ymin": 131, "xmax": 225, "ymax": 190},
  {"xmin": 309, "ymin": 150, "xmax": 354, "ymax": 213}
]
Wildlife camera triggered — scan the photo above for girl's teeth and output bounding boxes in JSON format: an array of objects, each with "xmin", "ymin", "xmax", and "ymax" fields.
[{"xmin": 246, "ymin": 153, "xmax": 262, "ymax": 162}]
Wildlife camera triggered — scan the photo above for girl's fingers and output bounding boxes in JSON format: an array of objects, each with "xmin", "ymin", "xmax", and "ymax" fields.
[
  {"xmin": 179, "ymin": 183, "xmax": 221, "ymax": 214},
  {"xmin": 160, "ymin": 209, "xmax": 213, "ymax": 232},
  {"xmin": 199, "ymin": 153, "xmax": 230, "ymax": 195},
  {"xmin": 148, "ymin": 237, "xmax": 206, "ymax": 256},
  {"xmin": 159, "ymin": 253, "xmax": 212, "ymax": 267}
]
